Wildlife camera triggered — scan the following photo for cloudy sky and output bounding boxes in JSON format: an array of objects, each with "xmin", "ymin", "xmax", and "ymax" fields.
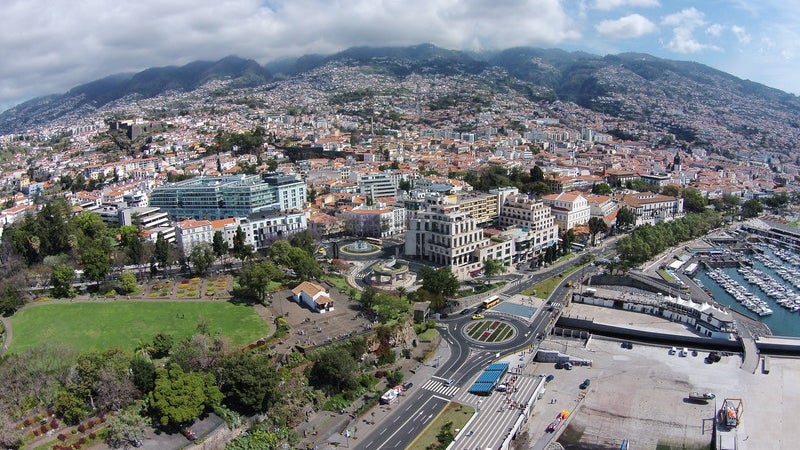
[{"xmin": 2, "ymin": 0, "xmax": 799, "ymax": 112}]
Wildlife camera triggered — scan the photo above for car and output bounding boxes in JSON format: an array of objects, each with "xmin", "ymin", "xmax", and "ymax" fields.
[
  {"xmin": 471, "ymin": 313, "xmax": 485, "ymax": 320},
  {"xmin": 580, "ymin": 379, "xmax": 591, "ymax": 389},
  {"xmin": 545, "ymin": 374, "xmax": 555, "ymax": 383},
  {"xmin": 669, "ymin": 346, "xmax": 677, "ymax": 355},
  {"xmin": 443, "ymin": 378, "xmax": 455, "ymax": 387},
  {"xmin": 564, "ymin": 362, "xmax": 573, "ymax": 370},
  {"xmin": 402, "ymin": 381, "xmax": 413, "ymax": 390},
  {"xmin": 461, "ymin": 308, "xmax": 471, "ymax": 314}
]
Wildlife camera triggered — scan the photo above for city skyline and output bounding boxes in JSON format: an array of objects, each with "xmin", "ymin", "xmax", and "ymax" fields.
[{"xmin": 1, "ymin": 0, "xmax": 798, "ymax": 112}]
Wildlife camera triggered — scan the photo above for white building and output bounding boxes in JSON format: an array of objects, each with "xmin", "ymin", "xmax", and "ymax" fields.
[
  {"xmin": 175, "ymin": 219, "xmax": 213, "ymax": 254},
  {"xmin": 291, "ymin": 281, "xmax": 334, "ymax": 313},
  {"xmin": 405, "ymin": 202, "xmax": 488, "ymax": 280},
  {"xmin": 542, "ymin": 191, "xmax": 591, "ymax": 232},
  {"xmin": 614, "ymin": 192, "xmax": 684, "ymax": 226}
]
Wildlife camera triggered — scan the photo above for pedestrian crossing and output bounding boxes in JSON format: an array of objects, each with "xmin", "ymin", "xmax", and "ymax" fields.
[{"xmin": 420, "ymin": 379, "xmax": 460, "ymax": 397}]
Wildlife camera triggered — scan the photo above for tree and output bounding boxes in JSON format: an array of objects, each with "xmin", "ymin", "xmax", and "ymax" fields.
[
  {"xmin": 661, "ymin": 184, "xmax": 681, "ymax": 197},
  {"xmin": 742, "ymin": 199, "xmax": 763, "ymax": 218},
  {"xmin": 118, "ymin": 271, "xmax": 138, "ymax": 294},
  {"xmin": 212, "ymin": 231, "xmax": 228, "ymax": 258},
  {"xmin": 189, "ymin": 243, "xmax": 215, "ymax": 275},
  {"xmin": 106, "ymin": 406, "xmax": 150, "ymax": 449},
  {"xmin": 51, "ymin": 263, "xmax": 76, "ymax": 298},
  {"xmin": 148, "ymin": 364, "xmax": 223, "ymax": 428},
  {"xmin": 154, "ymin": 232, "xmax": 170, "ymax": 269},
  {"xmin": 95, "ymin": 367, "xmax": 139, "ymax": 412},
  {"xmin": 0, "ymin": 410, "xmax": 23, "ymax": 449},
  {"xmin": 419, "ymin": 267, "xmax": 459, "ymax": 298},
  {"xmin": 53, "ymin": 386, "xmax": 89, "ymax": 426},
  {"xmin": 286, "ymin": 247, "xmax": 322, "ymax": 281},
  {"xmin": 588, "ymin": 217, "xmax": 609, "ymax": 245},
  {"xmin": 617, "ymin": 206, "xmax": 636, "ymax": 228},
  {"xmin": 290, "ymin": 230, "xmax": 316, "ymax": 255},
  {"xmin": 682, "ymin": 188, "xmax": 707, "ymax": 213},
  {"xmin": 119, "ymin": 225, "xmax": 144, "ymax": 267},
  {"xmin": 309, "ymin": 347, "xmax": 358, "ymax": 394},
  {"xmin": 560, "ymin": 229, "xmax": 576, "ymax": 255},
  {"xmin": 482, "ymin": 258, "xmax": 505, "ymax": 279},
  {"xmin": 217, "ymin": 352, "xmax": 281, "ymax": 414},
  {"xmin": 151, "ymin": 333, "xmax": 174, "ymax": 359},
  {"xmin": 130, "ymin": 355, "xmax": 157, "ymax": 394},
  {"xmin": 81, "ymin": 244, "xmax": 111, "ymax": 288},
  {"xmin": 268, "ymin": 240, "xmax": 293, "ymax": 266},
  {"xmin": 0, "ymin": 284, "xmax": 25, "ymax": 316},
  {"xmin": 231, "ymin": 226, "xmax": 253, "ymax": 262},
  {"xmin": 530, "ymin": 165, "xmax": 545, "ymax": 182},
  {"xmin": 237, "ymin": 261, "xmax": 280, "ymax": 303},
  {"xmin": 591, "ymin": 183, "xmax": 612, "ymax": 195}
]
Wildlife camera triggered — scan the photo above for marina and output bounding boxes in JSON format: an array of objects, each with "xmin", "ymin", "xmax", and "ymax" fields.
[{"xmin": 695, "ymin": 243, "xmax": 800, "ymax": 337}]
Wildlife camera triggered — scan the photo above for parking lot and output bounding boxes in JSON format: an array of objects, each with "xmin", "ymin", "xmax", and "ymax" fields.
[{"xmin": 524, "ymin": 336, "xmax": 800, "ymax": 449}]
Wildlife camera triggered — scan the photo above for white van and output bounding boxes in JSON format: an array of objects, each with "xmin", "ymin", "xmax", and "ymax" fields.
[
  {"xmin": 680, "ymin": 347, "xmax": 688, "ymax": 357},
  {"xmin": 669, "ymin": 347, "xmax": 677, "ymax": 355}
]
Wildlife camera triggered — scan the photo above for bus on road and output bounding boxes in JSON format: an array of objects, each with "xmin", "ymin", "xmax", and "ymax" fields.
[
  {"xmin": 365, "ymin": 237, "xmax": 383, "ymax": 246},
  {"xmin": 481, "ymin": 295, "xmax": 501, "ymax": 309}
]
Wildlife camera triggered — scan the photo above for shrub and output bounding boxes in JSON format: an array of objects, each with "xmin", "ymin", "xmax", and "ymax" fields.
[
  {"xmin": 40, "ymin": 424, "xmax": 48, "ymax": 434},
  {"xmin": 89, "ymin": 432, "xmax": 96, "ymax": 439},
  {"xmin": 33, "ymin": 430, "xmax": 40, "ymax": 437},
  {"xmin": 77, "ymin": 424, "xmax": 86, "ymax": 433},
  {"xmin": 51, "ymin": 419, "xmax": 59, "ymax": 429},
  {"xmin": 78, "ymin": 437, "xmax": 87, "ymax": 445},
  {"xmin": 58, "ymin": 434, "xmax": 68, "ymax": 441},
  {"xmin": 23, "ymin": 418, "xmax": 32, "ymax": 427},
  {"xmin": 87, "ymin": 419, "xmax": 94, "ymax": 428}
]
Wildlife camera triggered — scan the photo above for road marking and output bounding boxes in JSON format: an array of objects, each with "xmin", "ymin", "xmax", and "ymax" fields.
[{"xmin": 373, "ymin": 396, "xmax": 445, "ymax": 450}]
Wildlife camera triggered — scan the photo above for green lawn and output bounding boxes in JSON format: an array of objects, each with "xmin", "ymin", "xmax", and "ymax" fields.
[
  {"xmin": 9, "ymin": 301, "xmax": 269, "ymax": 354},
  {"xmin": 522, "ymin": 264, "xmax": 583, "ymax": 297},
  {"xmin": 407, "ymin": 402, "xmax": 475, "ymax": 450}
]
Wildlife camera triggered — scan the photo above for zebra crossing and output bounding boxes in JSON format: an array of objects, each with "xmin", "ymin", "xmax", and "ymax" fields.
[{"xmin": 420, "ymin": 379, "xmax": 460, "ymax": 397}]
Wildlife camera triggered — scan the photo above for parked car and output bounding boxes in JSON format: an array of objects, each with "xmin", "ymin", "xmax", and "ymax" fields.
[
  {"xmin": 580, "ymin": 379, "xmax": 591, "ymax": 389},
  {"xmin": 545, "ymin": 374, "xmax": 555, "ymax": 383},
  {"xmin": 402, "ymin": 381, "xmax": 413, "ymax": 390},
  {"xmin": 181, "ymin": 429, "xmax": 197, "ymax": 442},
  {"xmin": 461, "ymin": 308, "xmax": 471, "ymax": 315}
]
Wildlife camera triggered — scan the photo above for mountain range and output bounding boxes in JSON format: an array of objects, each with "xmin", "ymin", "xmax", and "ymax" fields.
[{"xmin": 2, "ymin": 43, "xmax": 799, "ymax": 152}]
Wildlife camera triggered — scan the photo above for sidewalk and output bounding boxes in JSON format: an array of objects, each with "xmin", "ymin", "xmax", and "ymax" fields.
[{"xmin": 304, "ymin": 337, "xmax": 453, "ymax": 450}]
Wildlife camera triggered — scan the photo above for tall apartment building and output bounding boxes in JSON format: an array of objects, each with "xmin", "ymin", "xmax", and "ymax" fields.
[
  {"xmin": 497, "ymin": 193, "xmax": 559, "ymax": 255},
  {"xmin": 149, "ymin": 173, "xmax": 305, "ymax": 220},
  {"xmin": 453, "ymin": 192, "xmax": 498, "ymax": 225},
  {"xmin": 351, "ymin": 170, "xmax": 400, "ymax": 199},
  {"xmin": 405, "ymin": 202, "xmax": 488, "ymax": 280}
]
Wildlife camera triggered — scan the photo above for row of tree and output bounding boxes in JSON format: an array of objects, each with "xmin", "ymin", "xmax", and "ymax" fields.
[{"xmin": 616, "ymin": 211, "xmax": 723, "ymax": 268}]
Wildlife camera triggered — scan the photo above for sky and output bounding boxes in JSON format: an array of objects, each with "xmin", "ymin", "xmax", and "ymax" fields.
[{"xmin": 2, "ymin": 0, "xmax": 799, "ymax": 112}]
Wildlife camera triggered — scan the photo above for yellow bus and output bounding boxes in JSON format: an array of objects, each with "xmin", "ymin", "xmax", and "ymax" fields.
[
  {"xmin": 481, "ymin": 295, "xmax": 501, "ymax": 309},
  {"xmin": 365, "ymin": 237, "xmax": 383, "ymax": 246}
]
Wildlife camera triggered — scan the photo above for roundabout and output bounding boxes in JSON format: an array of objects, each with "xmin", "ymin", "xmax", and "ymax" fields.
[{"xmin": 463, "ymin": 317, "xmax": 518, "ymax": 345}]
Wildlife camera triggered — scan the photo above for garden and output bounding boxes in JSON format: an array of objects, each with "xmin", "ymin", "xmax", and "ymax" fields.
[{"xmin": 465, "ymin": 320, "xmax": 515, "ymax": 343}]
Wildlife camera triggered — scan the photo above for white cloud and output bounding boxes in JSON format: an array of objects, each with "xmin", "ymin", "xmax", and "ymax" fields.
[
  {"xmin": 596, "ymin": 14, "xmax": 657, "ymax": 39},
  {"xmin": 592, "ymin": 0, "xmax": 659, "ymax": 10},
  {"xmin": 731, "ymin": 25, "xmax": 751, "ymax": 44},
  {"xmin": 705, "ymin": 24, "xmax": 724, "ymax": 37},
  {"xmin": 661, "ymin": 7, "xmax": 718, "ymax": 53},
  {"xmin": 0, "ymin": 0, "xmax": 581, "ymax": 111}
]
